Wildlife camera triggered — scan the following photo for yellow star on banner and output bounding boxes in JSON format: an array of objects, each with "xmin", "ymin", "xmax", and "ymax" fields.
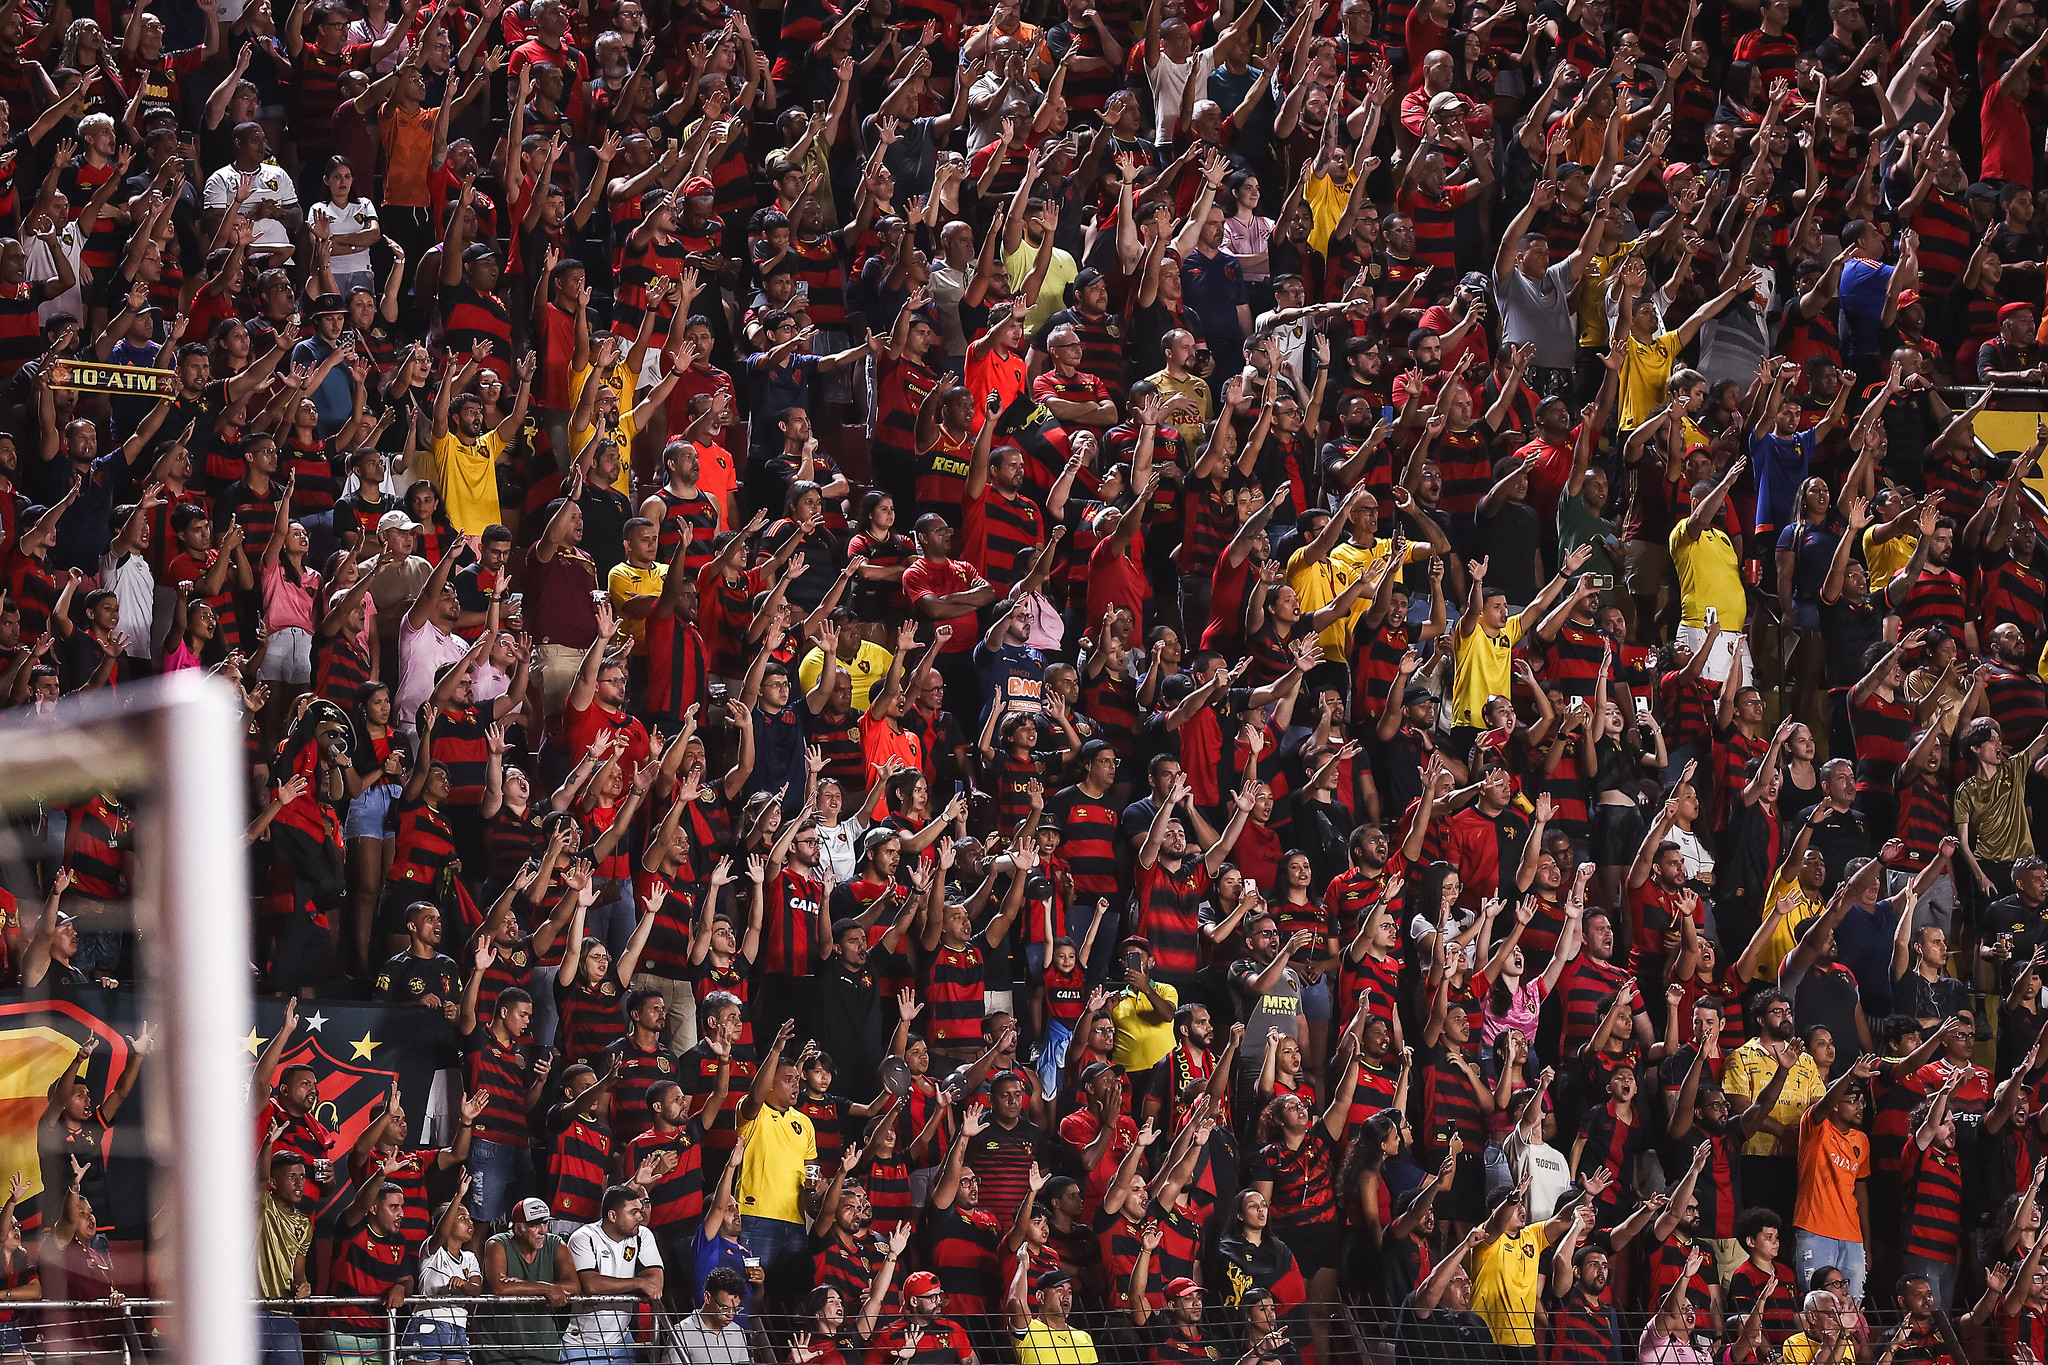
[
  {"xmin": 242, "ymin": 1027, "xmax": 268, "ymax": 1056},
  {"xmin": 350, "ymin": 1031, "xmax": 382, "ymax": 1060}
]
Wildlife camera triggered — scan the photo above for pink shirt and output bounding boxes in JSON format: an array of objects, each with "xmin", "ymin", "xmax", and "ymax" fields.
[{"xmin": 261, "ymin": 561, "xmax": 323, "ymax": 635}]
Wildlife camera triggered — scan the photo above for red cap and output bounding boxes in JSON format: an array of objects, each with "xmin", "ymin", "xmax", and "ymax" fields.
[
  {"xmin": 1896, "ymin": 290, "xmax": 1922, "ymax": 309},
  {"xmin": 1164, "ymin": 1278, "xmax": 1203, "ymax": 1299},
  {"xmin": 1661, "ymin": 162, "xmax": 1693, "ymax": 184},
  {"xmin": 2001, "ymin": 301, "xmax": 2036, "ymax": 321},
  {"xmin": 903, "ymin": 1271, "xmax": 942, "ymax": 1298},
  {"xmin": 683, "ymin": 176, "xmax": 716, "ymax": 200}
]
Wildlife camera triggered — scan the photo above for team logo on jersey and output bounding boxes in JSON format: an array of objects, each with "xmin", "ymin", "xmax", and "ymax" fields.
[
  {"xmin": 410, "ymin": 980, "xmax": 426, "ymax": 995},
  {"xmin": 656, "ymin": 1056, "xmax": 673, "ymax": 1073},
  {"xmin": 623, "ymin": 1245, "xmax": 636, "ymax": 1262},
  {"xmin": 510, "ymin": 952, "xmax": 529, "ymax": 968},
  {"xmin": 791, "ymin": 1118, "xmax": 804, "ymax": 1134},
  {"xmin": 602, "ymin": 981, "xmax": 618, "ymax": 997}
]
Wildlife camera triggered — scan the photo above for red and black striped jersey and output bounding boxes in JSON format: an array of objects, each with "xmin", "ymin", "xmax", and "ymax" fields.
[
  {"xmin": 1895, "ymin": 772, "xmax": 1953, "ymax": 867},
  {"xmin": 926, "ymin": 1201, "xmax": 1002, "ymax": 1315},
  {"xmin": 647, "ymin": 489, "xmax": 721, "ymax": 571},
  {"xmin": 680, "ymin": 1041, "xmax": 754, "ymax": 1151},
  {"xmin": 763, "ymin": 868, "xmax": 823, "ymax": 978},
  {"xmin": 466, "ymin": 1035, "xmax": 533, "ymax": 1147},
  {"xmin": 601, "ymin": 1037, "xmax": 678, "ymax": 1148},
  {"xmin": 962, "ymin": 484, "xmax": 1043, "ymax": 592},
  {"xmin": 1725, "ymin": 1258, "xmax": 1798, "ymax": 1343},
  {"xmin": 1574, "ymin": 1100, "xmax": 1642, "ymax": 1206},
  {"xmin": 924, "ymin": 938, "xmax": 987, "ymax": 1042},
  {"xmin": 1901, "ymin": 1139, "xmax": 1964, "ymax": 1263},
  {"xmin": 797, "ymin": 1092, "xmax": 850, "ymax": 1175},
  {"xmin": 1647, "ymin": 1230, "xmax": 1716, "ymax": 1313},
  {"xmin": 1397, "ymin": 181, "xmax": 1474, "ymax": 272},
  {"xmin": 347, "ymin": 1146, "xmax": 437, "ymax": 1247},
  {"xmin": 817, "ymin": 1227, "xmax": 901, "ymax": 1321},
  {"xmin": 64, "ymin": 796, "xmax": 132, "ymax": 900},
  {"xmin": 1135, "ymin": 859, "xmax": 1211, "ymax": 980},
  {"xmin": 327, "ymin": 1221, "xmax": 409, "ymax": 1325},
  {"xmin": 1420, "ymin": 1044, "xmax": 1486, "ymax": 1158},
  {"xmin": 1432, "ymin": 426, "xmax": 1493, "ymax": 520},
  {"xmin": 559, "ymin": 973, "xmax": 626, "ymax": 1064},
  {"xmin": 546, "ymin": 1112, "xmax": 613, "ymax": 1222},
  {"xmin": 1557, "ymin": 955, "xmax": 1640, "ymax": 1050},
  {"xmin": 1850, "ymin": 692, "xmax": 1913, "ymax": 794},
  {"xmin": 625, "ymin": 1116, "xmax": 708, "ymax": 1228},
  {"xmin": 863, "ymin": 1316, "xmax": 974, "ymax": 1365},
  {"xmin": 1891, "ymin": 566, "xmax": 1969, "ymax": 639},
  {"xmin": 1248, "ymin": 1125, "xmax": 1339, "ymax": 1232},
  {"xmin": 1980, "ymin": 560, "xmax": 2047, "ymax": 643},
  {"xmin": 854, "ymin": 1152, "xmax": 915, "ymax": 1235},
  {"xmin": 442, "ymin": 284, "xmax": 515, "ymax": 376},
  {"xmin": 1909, "ymin": 186, "xmax": 1973, "ymax": 292}
]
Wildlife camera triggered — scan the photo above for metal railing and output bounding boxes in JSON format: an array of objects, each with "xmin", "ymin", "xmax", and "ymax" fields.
[{"xmin": 0, "ymin": 1297, "xmax": 1948, "ymax": 1364}]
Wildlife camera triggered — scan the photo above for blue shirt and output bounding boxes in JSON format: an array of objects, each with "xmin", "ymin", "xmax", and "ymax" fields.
[
  {"xmin": 1180, "ymin": 249, "xmax": 1249, "ymax": 347},
  {"xmin": 1835, "ymin": 897, "xmax": 1900, "ymax": 1017},
  {"xmin": 974, "ymin": 640, "xmax": 1047, "ymax": 726},
  {"xmin": 1775, "ymin": 519, "xmax": 1843, "ymax": 603},
  {"xmin": 746, "ymin": 701, "xmax": 810, "ymax": 816},
  {"xmin": 1838, "ymin": 257, "xmax": 1894, "ymax": 358},
  {"xmin": 1749, "ymin": 427, "xmax": 1819, "ymax": 531},
  {"xmin": 291, "ymin": 336, "xmax": 355, "ymax": 436},
  {"xmin": 691, "ymin": 1226, "xmax": 756, "ymax": 1324},
  {"xmin": 749, "ymin": 354, "xmax": 821, "ymax": 444}
]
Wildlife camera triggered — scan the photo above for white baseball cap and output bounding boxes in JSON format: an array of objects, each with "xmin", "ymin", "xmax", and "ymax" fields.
[{"xmin": 513, "ymin": 1198, "xmax": 553, "ymax": 1224}]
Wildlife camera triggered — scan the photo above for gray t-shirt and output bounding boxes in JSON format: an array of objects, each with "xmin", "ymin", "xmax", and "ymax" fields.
[
  {"xmin": 1229, "ymin": 957, "xmax": 1304, "ymax": 1065},
  {"xmin": 1492, "ymin": 260, "xmax": 1579, "ymax": 368}
]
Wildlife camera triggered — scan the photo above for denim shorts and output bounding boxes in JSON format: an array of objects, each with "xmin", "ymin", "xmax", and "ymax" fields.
[
  {"xmin": 1300, "ymin": 975, "xmax": 1332, "ymax": 1021},
  {"xmin": 344, "ymin": 783, "xmax": 397, "ymax": 840},
  {"xmin": 401, "ymin": 1317, "xmax": 471, "ymax": 1362},
  {"xmin": 0, "ymin": 1322, "xmax": 23, "ymax": 1354}
]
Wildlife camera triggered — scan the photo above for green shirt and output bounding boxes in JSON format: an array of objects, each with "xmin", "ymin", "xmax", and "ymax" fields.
[{"xmin": 1557, "ymin": 492, "xmax": 1620, "ymax": 587}]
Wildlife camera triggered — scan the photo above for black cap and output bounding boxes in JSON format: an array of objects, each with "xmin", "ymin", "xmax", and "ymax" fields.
[
  {"xmin": 462, "ymin": 242, "xmax": 499, "ymax": 264},
  {"xmin": 1036, "ymin": 1268, "xmax": 1076, "ymax": 1292},
  {"xmin": 306, "ymin": 292, "xmax": 347, "ymax": 318},
  {"xmin": 1079, "ymin": 1061, "xmax": 1120, "ymax": 1087},
  {"xmin": 1402, "ymin": 683, "xmax": 1434, "ymax": 706},
  {"xmin": 1079, "ymin": 737, "xmax": 1116, "ymax": 764}
]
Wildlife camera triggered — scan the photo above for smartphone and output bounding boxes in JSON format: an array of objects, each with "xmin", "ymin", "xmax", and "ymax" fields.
[
  {"xmin": 1635, "ymin": 695, "xmax": 1653, "ymax": 721},
  {"xmin": 953, "ymin": 780, "xmax": 965, "ymax": 798},
  {"xmin": 1703, "ymin": 605, "xmax": 1719, "ymax": 628},
  {"xmin": 1585, "ymin": 573, "xmax": 1614, "ymax": 591},
  {"xmin": 1125, "ymin": 948, "xmax": 1143, "ymax": 971}
]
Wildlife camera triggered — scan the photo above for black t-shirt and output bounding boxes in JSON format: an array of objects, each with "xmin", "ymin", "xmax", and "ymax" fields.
[{"xmin": 373, "ymin": 950, "xmax": 463, "ymax": 1005}]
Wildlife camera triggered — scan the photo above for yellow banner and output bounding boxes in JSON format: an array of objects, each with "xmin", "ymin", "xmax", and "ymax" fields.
[{"xmin": 47, "ymin": 360, "xmax": 177, "ymax": 396}]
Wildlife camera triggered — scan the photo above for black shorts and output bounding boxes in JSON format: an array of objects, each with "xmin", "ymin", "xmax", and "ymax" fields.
[
  {"xmin": 270, "ymin": 910, "xmax": 333, "ymax": 995},
  {"xmin": 1590, "ymin": 803, "xmax": 1647, "ymax": 867},
  {"xmin": 1279, "ymin": 1219, "xmax": 1344, "ymax": 1277}
]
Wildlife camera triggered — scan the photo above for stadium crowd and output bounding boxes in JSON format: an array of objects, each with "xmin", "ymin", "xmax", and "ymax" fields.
[{"xmin": 6, "ymin": 0, "xmax": 2048, "ymax": 1357}]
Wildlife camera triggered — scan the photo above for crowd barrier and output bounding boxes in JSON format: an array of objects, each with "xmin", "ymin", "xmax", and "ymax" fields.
[{"xmin": 0, "ymin": 1297, "xmax": 1943, "ymax": 1364}]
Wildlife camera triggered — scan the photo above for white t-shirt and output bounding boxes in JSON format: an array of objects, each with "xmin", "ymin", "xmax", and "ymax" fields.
[
  {"xmin": 100, "ymin": 551, "xmax": 156, "ymax": 660},
  {"xmin": 203, "ymin": 163, "xmax": 300, "ymax": 249},
  {"xmin": 416, "ymin": 1247, "xmax": 482, "ymax": 1325},
  {"xmin": 816, "ymin": 816, "xmax": 864, "ymax": 885},
  {"xmin": 1149, "ymin": 50, "xmax": 1212, "ymax": 143},
  {"xmin": 566, "ymin": 1223, "xmax": 662, "ymax": 1345},
  {"xmin": 1502, "ymin": 1131, "xmax": 1575, "ymax": 1220},
  {"xmin": 1669, "ymin": 826, "xmax": 1716, "ymax": 885},
  {"xmin": 311, "ymin": 198, "xmax": 380, "ymax": 278},
  {"xmin": 26, "ymin": 222, "xmax": 86, "ymax": 325}
]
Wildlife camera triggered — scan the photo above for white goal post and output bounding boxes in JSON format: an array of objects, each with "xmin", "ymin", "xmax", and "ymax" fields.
[{"xmin": 0, "ymin": 672, "xmax": 253, "ymax": 1365}]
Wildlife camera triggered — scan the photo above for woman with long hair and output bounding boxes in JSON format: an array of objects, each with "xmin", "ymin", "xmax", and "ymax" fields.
[
  {"xmin": 405, "ymin": 480, "xmax": 461, "ymax": 564},
  {"xmin": 0, "ymin": 1171, "xmax": 40, "ymax": 1363},
  {"xmin": 1247, "ymin": 1019, "xmax": 1364, "ymax": 1364},
  {"xmin": 1221, "ymin": 171, "xmax": 1274, "ymax": 283},
  {"xmin": 1775, "ymin": 722, "xmax": 1822, "ymax": 821},
  {"xmin": 845, "ymin": 490, "xmax": 914, "ymax": 637},
  {"xmin": 259, "ymin": 490, "xmax": 322, "ymax": 744},
  {"xmin": 343, "ymin": 681, "xmax": 405, "ymax": 974},
  {"xmin": 1341, "ymin": 1111, "xmax": 1448, "ymax": 1307},
  {"xmin": 1477, "ymin": 893, "xmax": 1585, "ymax": 1067},
  {"xmin": 1211, "ymin": 1188, "xmax": 1307, "ymax": 1328},
  {"xmin": 1777, "ymin": 475, "xmax": 1841, "ymax": 730}
]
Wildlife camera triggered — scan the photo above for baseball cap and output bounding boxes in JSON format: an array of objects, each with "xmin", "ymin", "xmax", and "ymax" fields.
[
  {"xmin": 1120, "ymin": 935, "xmax": 1151, "ymax": 954},
  {"xmin": 1079, "ymin": 1061, "xmax": 1121, "ymax": 1087},
  {"xmin": 462, "ymin": 242, "xmax": 499, "ymax": 264},
  {"xmin": 1896, "ymin": 289, "xmax": 1923, "ymax": 309},
  {"xmin": 378, "ymin": 510, "xmax": 424, "ymax": 534},
  {"xmin": 903, "ymin": 1271, "xmax": 942, "ymax": 1298},
  {"xmin": 306, "ymin": 292, "xmax": 347, "ymax": 319},
  {"xmin": 683, "ymin": 176, "xmax": 716, "ymax": 200},
  {"xmin": 1037, "ymin": 1268, "xmax": 1076, "ymax": 1292},
  {"xmin": 1163, "ymin": 1277, "xmax": 1203, "ymax": 1299},
  {"xmin": 513, "ymin": 1198, "xmax": 552, "ymax": 1223},
  {"xmin": 1079, "ymin": 737, "xmax": 1116, "ymax": 764},
  {"xmin": 1402, "ymin": 683, "xmax": 1434, "ymax": 706},
  {"xmin": 2001, "ymin": 301, "xmax": 2036, "ymax": 321}
]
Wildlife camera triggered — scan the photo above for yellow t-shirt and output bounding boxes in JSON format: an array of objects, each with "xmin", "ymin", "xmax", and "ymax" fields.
[
  {"xmin": 1472, "ymin": 1223, "xmax": 1550, "ymax": 1346},
  {"xmin": 1004, "ymin": 238, "xmax": 1078, "ymax": 336},
  {"xmin": 798, "ymin": 641, "xmax": 898, "ymax": 712},
  {"xmin": 1304, "ymin": 171, "xmax": 1355, "ymax": 256},
  {"xmin": 1109, "ymin": 981, "xmax": 1179, "ymax": 1073},
  {"xmin": 1016, "ymin": 1320, "xmax": 1099, "ymax": 1365},
  {"xmin": 1863, "ymin": 526, "xmax": 1916, "ymax": 588},
  {"xmin": 1575, "ymin": 236, "xmax": 1641, "ymax": 349},
  {"xmin": 1669, "ymin": 522, "xmax": 1746, "ymax": 631},
  {"xmin": 1783, "ymin": 1334, "xmax": 1857, "ymax": 1365},
  {"xmin": 737, "ymin": 1104, "xmax": 816, "ymax": 1224},
  {"xmin": 1756, "ymin": 869, "xmax": 1825, "ymax": 977},
  {"xmin": 1145, "ymin": 369, "xmax": 1213, "ymax": 449},
  {"xmin": 1794, "ymin": 1110, "xmax": 1869, "ymax": 1241},
  {"xmin": 1288, "ymin": 537, "xmax": 1417, "ymax": 656},
  {"xmin": 607, "ymin": 561, "xmax": 667, "ymax": 649},
  {"xmin": 570, "ymin": 361, "xmax": 639, "ymax": 494},
  {"xmin": 1617, "ymin": 332, "xmax": 1686, "ymax": 431},
  {"xmin": 1452, "ymin": 611, "xmax": 1524, "ymax": 730},
  {"xmin": 433, "ymin": 429, "xmax": 507, "ymax": 534},
  {"xmin": 1722, "ymin": 1038, "xmax": 1825, "ymax": 1157}
]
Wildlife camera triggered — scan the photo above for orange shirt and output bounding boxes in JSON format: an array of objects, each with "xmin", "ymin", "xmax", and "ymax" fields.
[
  {"xmin": 380, "ymin": 106, "xmax": 437, "ymax": 208},
  {"xmin": 860, "ymin": 711, "xmax": 924, "ymax": 821},
  {"xmin": 1793, "ymin": 1109, "xmax": 1868, "ymax": 1241},
  {"xmin": 963, "ymin": 348, "xmax": 1025, "ymax": 431},
  {"xmin": 695, "ymin": 440, "xmax": 739, "ymax": 523}
]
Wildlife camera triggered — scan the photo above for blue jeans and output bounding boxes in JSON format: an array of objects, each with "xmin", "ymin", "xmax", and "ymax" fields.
[
  {"xmin": 560, "ymin": 1342, "xmax": 636, "ymax": 1365},
  {"xmin": 256, "ymin": 1310, "xmax": 303, "ymax": 1365},
  {"xmin": 587, "ymin": 887, "xmax": 635, "ymax": 959},
  {"xmin": 1901, "ymin": 1253, "xmax": 1958, "ymax": 1311},
  {"xmin": 739, "ymin": 1213, "xmax": 808, "ymax": 1289},
  {"xmin": 468, "ymin": 1138, "xmax": 535, "ymax": 1222},
  {"xmin": 1795, "ymin": 1230, "xmax": 1865, "ymax": 1299}
]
